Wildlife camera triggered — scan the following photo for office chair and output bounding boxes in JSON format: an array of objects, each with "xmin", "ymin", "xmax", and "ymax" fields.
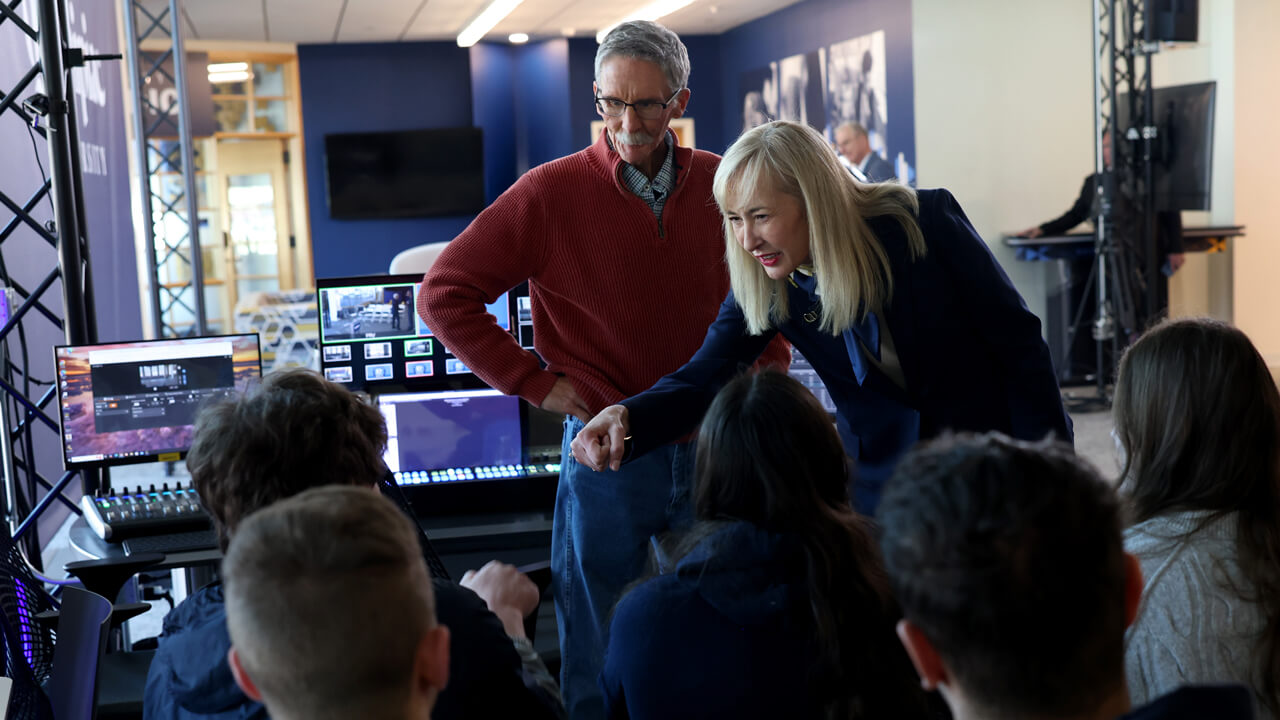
[
  {"xmin": 0, "ymin": 534, "xmax": 56, "ymax": 720},
  {"xmin": 388, "ymin": 241, "xmax": 451, "ymax": 275},
  {"xmin": 45, "ymin": 587, "xmax": 112, "ymax": 720}
]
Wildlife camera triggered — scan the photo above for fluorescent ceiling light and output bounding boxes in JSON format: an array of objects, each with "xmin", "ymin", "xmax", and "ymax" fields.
[
  {"xmin": 509, "ymin": 33, "xmax": 529, "ymax": 43},
  {"xmin": 209, "ymin": 71, "xmax": 250, "ymax": 83},
  {"xmin": 457, "ymin": 0, "xmax": 525, "ymax": 47},
  {"xmin": 596, "ymin": 0, "xmax": 696, "ymax": 43},
  {"xmin": 207, "ymin": 62, "xmax": 248, "ymax": 73}
]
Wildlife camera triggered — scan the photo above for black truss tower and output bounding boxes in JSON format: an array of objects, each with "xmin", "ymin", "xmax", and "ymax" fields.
[
  {"xmin": 0, "ymin": 0, "xmax": 112, "ymax": 557},
  {"xmin": 1085, "ymin": 0, "xmax": 1160, "ymax": 403}
]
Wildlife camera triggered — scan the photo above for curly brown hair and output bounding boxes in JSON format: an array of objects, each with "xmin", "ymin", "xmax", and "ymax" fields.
[{"xmin": 187, "ymin": 368, "xmax": 387, "ymax": 550}]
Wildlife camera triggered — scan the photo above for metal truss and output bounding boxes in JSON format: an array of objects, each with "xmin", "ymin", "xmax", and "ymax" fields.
[
  {"xmin": 1083, "ymin": 0, "xmax": 1158, "ymax": 402},
  {"xmin": 0, "ymin": 0, "xmax": 103, "ymax": 559},
  {"xmin": 122, "ymin": 0, "xmax": 207, "ymax": 338}
]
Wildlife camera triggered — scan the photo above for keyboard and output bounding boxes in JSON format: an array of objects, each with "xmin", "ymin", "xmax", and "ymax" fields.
[
  {"xmin": 81, "ymin": 484, "xmax": 212, "ymax": 541},
  {"xmin": 123, "ymin": 529, "xmax": 219, "ymax": 556}
]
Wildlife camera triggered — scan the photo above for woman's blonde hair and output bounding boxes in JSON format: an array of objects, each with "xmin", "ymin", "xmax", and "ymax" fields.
[{"xmin": 712, "ymin": 120, "xmax": 925, "ymax": 335}]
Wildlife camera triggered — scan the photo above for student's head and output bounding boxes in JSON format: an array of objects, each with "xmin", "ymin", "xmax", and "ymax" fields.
[
  {"xmin": 593, "ymin": 21, "xmax": 691, "ymax": 172},
  {"xmin": 834, "ymin": 121, "xmax": 870, "ymax": 164},
  {"xmin": 1113, "ymin": 317, "xmax": 1280, "ymax": 522},
  {"xmin": 693, "ymin": 370, "xmax": 928, "ymax": 717},
  {"xmin": 187, "ymin": 368, "xmax": 387, "ymax": 550},
  {"xmin": 878, "ymin": 433, "xmax": 1143, "ymax": 719},
  {"xmin": 1114, "ymin": 318, "xmax": 1280, "ymax": 714},
  {"xmin": 694, "ymin": 369, "xmax": 849, "ymax": 525},
  {"xmin": 712, "ymin": 120, "xmax": 924, "ymax": 337},
  {"xmin": 224, "ymin": 486, "xmax": 449, "ymax": 720}
]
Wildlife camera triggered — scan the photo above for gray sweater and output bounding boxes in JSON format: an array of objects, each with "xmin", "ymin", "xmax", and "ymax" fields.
[{"xmin": 1123, "ymin": 510, "xmax": 1271, "ymax": 718}]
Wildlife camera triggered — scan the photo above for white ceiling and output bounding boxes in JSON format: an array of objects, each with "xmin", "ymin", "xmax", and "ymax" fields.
[{"xmin": 159, "ymin": 0, "xmax": 807, "ymax": 44}]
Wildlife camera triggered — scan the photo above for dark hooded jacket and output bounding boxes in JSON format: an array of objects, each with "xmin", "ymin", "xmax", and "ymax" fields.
[{"xmin": 144, "ymin": 578, "xmax": 559, "ymax": 720}]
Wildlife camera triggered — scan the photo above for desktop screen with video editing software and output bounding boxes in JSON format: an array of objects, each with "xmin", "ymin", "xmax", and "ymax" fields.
[
  {"xmin": 55, "ymin": 334, "xmax": 261, "ymax": 469},
  {"xmin": 379, "ymin": 388, "xmax": 553, "ymax": 486}
]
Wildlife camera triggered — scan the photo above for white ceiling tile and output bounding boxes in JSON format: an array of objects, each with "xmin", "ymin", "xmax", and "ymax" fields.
[
  {"xmin": 338, "ymin": 0, "xmax": 423, "ymax": 42},
  {"xmin": 403, "ymin": 0, "xmax": 481, "ymax": 40},
  {"xmin": 140, "ymin": 0, "xmax": 807, "ymax": 45},
  {"xmin": 265, "ymin": 0, "xmax": 346, "ymax": 44},
  {"xmin": 183, "ymin": 0, "xmax": 268, "ymax": 41}
]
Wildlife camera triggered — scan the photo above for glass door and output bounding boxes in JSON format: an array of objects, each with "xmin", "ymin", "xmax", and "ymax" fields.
[{"xmin": 215, "ymin": 139, "xmax": 295, "ymax": 311}]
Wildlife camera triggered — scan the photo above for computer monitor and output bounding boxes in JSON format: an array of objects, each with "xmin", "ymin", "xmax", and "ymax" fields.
[
  {"xmin": 1116, "ymin": 81, "xmax": 1216, "ymax": 211},
  {"xmin": 316, "ymin": 273, "xmax": 510, "ymax": 392},
  {"xmin": 377, "ymin": 387, "xmax": 559, "ymax": 516},
  {"xmin": 54, "ymin": 333, "xmax": 262, "ymax": 469}
]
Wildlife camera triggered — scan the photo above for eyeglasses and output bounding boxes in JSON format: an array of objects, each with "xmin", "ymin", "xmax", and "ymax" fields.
[{"xmin": 594, "ymin": 88, "xmax": 683, "ymax": 119}]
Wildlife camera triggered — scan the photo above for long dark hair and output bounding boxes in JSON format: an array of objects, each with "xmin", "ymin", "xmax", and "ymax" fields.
[
  {"xmin": 1114, "ymin": 317, "xmax": 1280, "ymax": 714},
  {"xmin": 692, "ymin": 370, "xmax": 928, "ymax": 719}
]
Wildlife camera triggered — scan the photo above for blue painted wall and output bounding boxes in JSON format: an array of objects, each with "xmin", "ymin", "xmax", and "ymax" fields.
[
  {"xmin": 567, "ymin": 39, "xmax": 599, "ymax": 148},
  {"xmin": 470, "ymin": 43, "xmax": 519, "ymax": 202},
  {"xmin": 298, "ymin": 42, "xmax": 476, "ymax": 278},
  {"xmin": 682, "ymin": 35, "xmax": 727, "ymax": 154},
  {"xmin": 515, "ymin": 39, "xmax": 574, "ymax": 171}
]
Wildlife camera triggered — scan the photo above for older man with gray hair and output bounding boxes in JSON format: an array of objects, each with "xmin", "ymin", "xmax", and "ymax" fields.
[{"xmin": 419, "ymin": 19, "xmax": 789, "ymax": 719}]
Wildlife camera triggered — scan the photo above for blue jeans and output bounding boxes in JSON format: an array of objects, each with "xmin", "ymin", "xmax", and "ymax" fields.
[{"xmin": 552, "ymin": 416, "xmax": 695, "ymax": 720}]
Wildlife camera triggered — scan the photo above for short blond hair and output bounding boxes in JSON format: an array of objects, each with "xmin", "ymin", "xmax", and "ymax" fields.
[
  {"xmin": 223, "ymin": 486, "xmax": 436, "ymax": 720},
  {"xmin": 713, "ymin": 120, "xmax": 925, "ymax": 335}
]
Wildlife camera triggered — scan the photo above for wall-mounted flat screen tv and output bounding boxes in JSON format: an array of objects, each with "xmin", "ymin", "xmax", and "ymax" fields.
[{"xmin": 324, "ymin": 127, "xmax": 485, "ymax": 219}]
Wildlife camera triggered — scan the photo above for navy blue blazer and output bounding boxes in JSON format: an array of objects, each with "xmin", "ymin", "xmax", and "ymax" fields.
[
  {"xmin": 623, "ymin": 188, "xmax": 1073, "ymax": 513},
  {"xmin": 861, "ymin": 152, "xmax": 896, "ymax": 183}
]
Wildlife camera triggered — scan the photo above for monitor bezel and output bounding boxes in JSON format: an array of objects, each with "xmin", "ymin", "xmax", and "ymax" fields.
[{"xmin": 53, "ymin": 333, "xmax": 262, "ymax": 471}]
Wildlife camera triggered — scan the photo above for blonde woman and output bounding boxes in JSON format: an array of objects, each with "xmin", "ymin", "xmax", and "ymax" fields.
[{"xmin": 573, "ymin": 120, "xmax": 1071, "ymax": 514}]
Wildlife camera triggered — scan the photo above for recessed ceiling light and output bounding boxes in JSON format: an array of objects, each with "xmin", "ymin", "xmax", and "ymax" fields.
[
  {"xmin": 509, "ymin": 33, "xmax": 529, "ymax": 43},
  {"xmin": 709, "ymin": 5, "xmax": 719, "ymax": 12},
  {"xmin": 562, "ymin": 27, "xmax": 576, "ymax": 37}
]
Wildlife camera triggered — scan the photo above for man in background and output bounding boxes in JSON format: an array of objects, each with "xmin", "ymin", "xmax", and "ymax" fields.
[
  {"xmin": 1017, "ymin": 133, "xmax": 1184, "ymax": 331},
  {"xmin": 877, "ymin": 433, "xmax": 1252, "ymax": 720},
  {"xmin": 224, "ymin": 486, "xmax": 450, "ymax": 720},
  {"xmin": 834, "ymin": 121, "xmax": 895, "ymax": 182}
]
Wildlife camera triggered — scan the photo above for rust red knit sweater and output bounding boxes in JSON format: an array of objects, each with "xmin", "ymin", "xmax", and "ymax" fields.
[{"xmin": 418, "ymin": 132, "xmax": 788, "ymax": 415}]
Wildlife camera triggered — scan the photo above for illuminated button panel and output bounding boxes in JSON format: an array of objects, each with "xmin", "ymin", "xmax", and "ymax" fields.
[{"xmin": 394, "ymin": 463, "xmax": 562, "ymax": 486}]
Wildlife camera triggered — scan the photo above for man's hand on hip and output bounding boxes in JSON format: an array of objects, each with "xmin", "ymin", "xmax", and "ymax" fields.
[{"xmin": 539, "ymin": 376, "xmax": 591, "ymax": 424}]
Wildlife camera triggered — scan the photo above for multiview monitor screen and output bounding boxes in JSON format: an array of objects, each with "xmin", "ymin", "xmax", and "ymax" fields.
[
  {"xmin": 316, "ymin": 273, "xmax": 510, "ymax": 392},
  {"xmin": 379, "ymin": 388, "xmax": 528, "ymax": 486},
  {"xmin": 55, "ymin": 334, "xmax": 262, "ymax": 469}
]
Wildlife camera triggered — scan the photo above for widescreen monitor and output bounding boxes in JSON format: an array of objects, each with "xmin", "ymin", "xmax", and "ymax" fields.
[
  {"xmin": 317, "ymin": 273, "xmax": 510, "ymax": 392},
  {"xmin": 324, "ymin": 127, "xmax": 485, "ymax": 219},
  {"xmin": 54, "ymin": 334, "xmax": 261, "ymax": 469},
  {"xmin": 377, "ymin": 387, "xmax": 560, "ymax": 517},
  {"xmin": 380, "ymin": 388, "xmax": 527, "ymax": 484}
]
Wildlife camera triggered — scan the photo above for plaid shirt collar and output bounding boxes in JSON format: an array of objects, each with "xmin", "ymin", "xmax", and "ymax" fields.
[{"xmin": 611, "ymin": 131, "xmax": 676, "ymax": 216}]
